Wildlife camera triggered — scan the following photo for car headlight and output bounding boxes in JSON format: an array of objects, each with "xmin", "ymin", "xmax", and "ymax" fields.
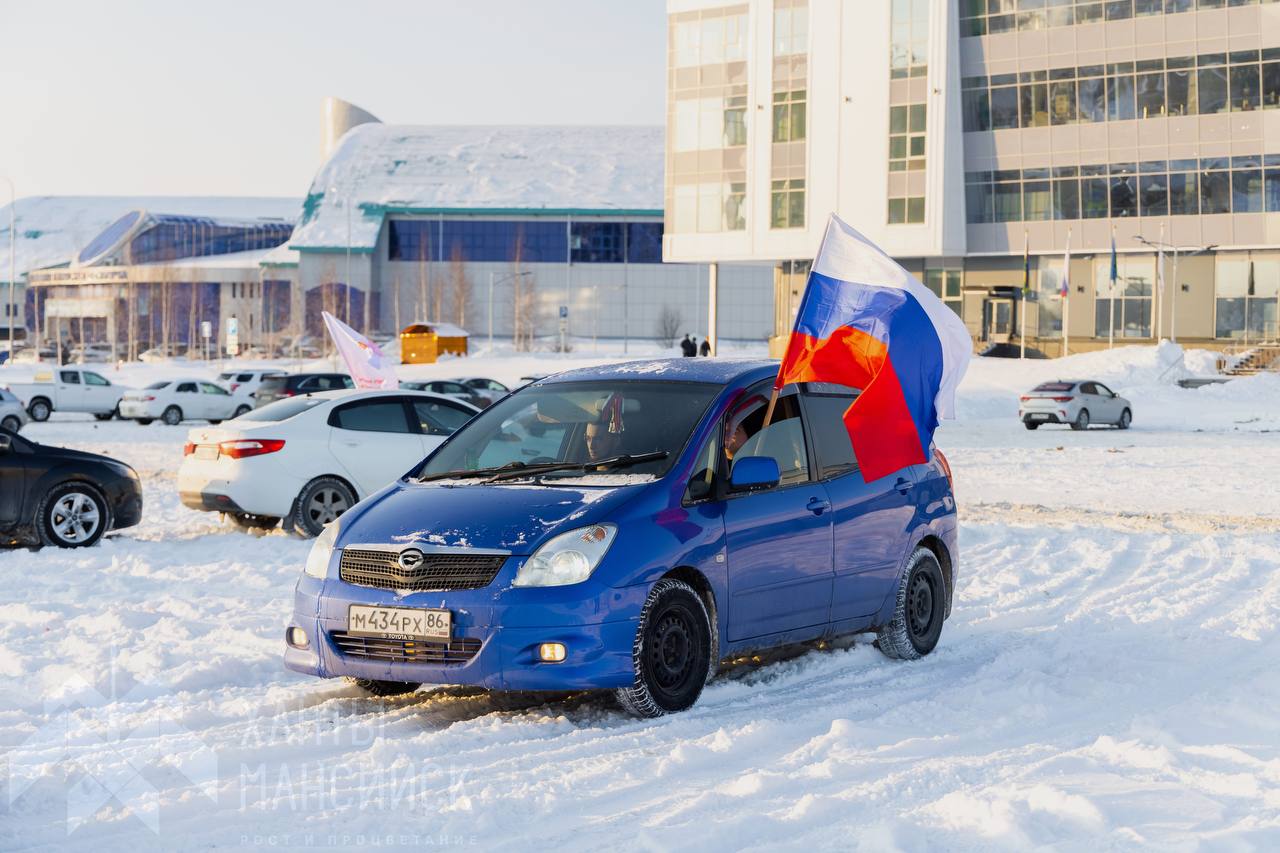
[
  {"xmin": 513, "ymin": 524, "xmax": 617, "ymax": 587},
  {"xmin": 303, "ymin": 521, "xmax": 339, "ymax": 579}
]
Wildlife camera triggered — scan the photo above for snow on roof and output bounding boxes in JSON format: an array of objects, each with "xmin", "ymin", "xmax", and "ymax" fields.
[
  {"xmin": 144, "ymin": 247, "xmax": 278, "ymax": 271},
  {"xmin": 290, "ymin": 124, "xmax": 664, "ymax": 252},
  {"xmin": 405, "ymin": 321, "xmax": 469, "ymax": 338},
  {"xmin": 0, "ymin": 196, "xmax": 300, "ymax": 280},
  {"xmin": 259, "ymin": 241, "xmax": 300, "ymax": 267}
]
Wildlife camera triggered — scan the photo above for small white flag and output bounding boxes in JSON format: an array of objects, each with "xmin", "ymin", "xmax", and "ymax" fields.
[{"xmin": 322, "ymin": 311, "xmax": 398, "ymax": 389}]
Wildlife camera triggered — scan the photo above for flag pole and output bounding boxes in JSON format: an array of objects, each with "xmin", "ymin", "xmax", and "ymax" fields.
[
  {"xmin": 765, "ymin": 224, "xmax": 834, "ymax": 430},
  {"xmin": 762, "ymin": 388, "xmax": 779, "ymax": 429},
  {"xmin": 1020, "ymin": 230, "xmax": 1028, "ymax": 360},
  {"xmin": 1109, "ymin": 225, "xmax": 1117, "ymax": 350},
  {"xmin": 1062, "ymin": 227, "xmax": 1071, "ymax": 359}
]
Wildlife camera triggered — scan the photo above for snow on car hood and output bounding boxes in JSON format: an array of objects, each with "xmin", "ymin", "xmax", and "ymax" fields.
[{"xmin": 336, "ymin": 480, "xmax": 646, "ymax": 555}]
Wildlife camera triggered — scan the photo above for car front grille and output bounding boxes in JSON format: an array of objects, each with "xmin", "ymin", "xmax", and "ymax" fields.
[
  {"xmin": 338, "ymin": 548, "xmax": 507, "ymax": 591},
  {"xmin": 330, "ymin": 632, "xmax": 482, "ymax": 665}
]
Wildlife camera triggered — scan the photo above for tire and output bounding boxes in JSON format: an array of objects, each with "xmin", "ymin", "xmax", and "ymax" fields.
[
  {"xmin": 234, "ymin": 405, "xmax": 251, "ymax": 418},
  {"xmin": 1117, "ymin": 408, "xmax": 1131, "ymax": 430},
  {"xmin": 209, "ymin": 419, "xmax": 222, "ymax": 425},
  {"xmin": 225, "ymin": 512, "xmax": 280, "ymax": 531},
  {"xmin": 288, "ymin": 476, "xmax": 357, "ymax": 537},
  {"xmin": 28, "ymin": 398, "xmax": 51, "ymax": 422},
  {"xmin": 36, "ymin": 482, "xmax": 109, "ymax": 548},
  {"xmin": 1070, "ymin": 408, "xmax": 1090, "ymax": 431},
  {"xmin": 347, "ymin": 678, "xmax": 421, "ymax": 697},
  {"xmin": 162, "ymin": 406, "xmax": 183, "ymax": 426},
  {"xmin": 1023, "ymin": 420, "xmax": 1039, "ymax": 430},
  {"xmin": 93, "ymin": 412, "xmax": 113, "ymax": 422},
  {"xmin": 1, "ymin": 415, "xmax": 20, "ymax": 433},
  {"xmin": 615, "ymin": 578, "xmax": 713, "ymax": 718},
  {"xmin": 876, "ymin": 547, "xmax": 947, "ymax": 661},
  {"xmin": 135, "ymin": 418, "xmax": 153, "ymax": 426}
]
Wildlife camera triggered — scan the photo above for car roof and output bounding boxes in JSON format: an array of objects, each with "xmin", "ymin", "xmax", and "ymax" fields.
[
  {"xmin": 292, "ymin": 388, "xmax": 479, "ymax": 409},
  {"xmin": 539, "ymin": 358, "xmax": 779, "ymax": 386}
]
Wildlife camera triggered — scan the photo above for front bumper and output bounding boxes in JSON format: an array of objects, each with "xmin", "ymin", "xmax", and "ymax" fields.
[{"xmin": 284, "ymin": 570, "xmax": 645, "ymax": 691}]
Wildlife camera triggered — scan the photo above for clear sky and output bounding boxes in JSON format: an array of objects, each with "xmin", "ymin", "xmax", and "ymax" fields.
[{"xmin": 0, "ymin": 0, "xmax": 666, "ymax": 200}]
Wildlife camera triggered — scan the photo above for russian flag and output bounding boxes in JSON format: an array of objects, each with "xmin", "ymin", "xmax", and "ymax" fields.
[{"xmin": 775, "ymin": 215, "xmax": 971, "ymax": 482}]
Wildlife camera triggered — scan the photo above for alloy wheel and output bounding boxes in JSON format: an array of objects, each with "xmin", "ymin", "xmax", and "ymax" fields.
[
  {"xmin": 51, "ymin": 492, "xmax": 101, "ymax": 543},
  {"xmin": 306, "ymin": 488, "xmax": 349, "ymax": 526}
]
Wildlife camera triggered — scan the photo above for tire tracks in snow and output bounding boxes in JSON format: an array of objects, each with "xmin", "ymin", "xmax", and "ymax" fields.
[{"xmin": 961, "ymin": 501, "xmax": 1280, "ymax": 535}]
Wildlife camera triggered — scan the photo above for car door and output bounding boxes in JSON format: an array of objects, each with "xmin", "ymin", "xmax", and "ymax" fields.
[
  {"xmin": 81, "ymin": 371, "xmax": 115, "ymax": 411},
  {"xmin": 800, "ymin": 389, "xmax": 920, "ymax": 624},
  {"xmin": 409, "ymin": 397, "xmax": 476, "ymax": 454},
  {"xmin": 327, "ymin": 397, "xmax": 425, "ymax": 494},
  {"xmin": 0, "ymin": 432, "xmax": 27, "ymax": 526},
  {"xmin": 199, "ymin": 382, "xmax": 234, "ymax": 418},
  {"xmin": 1092, "ymin": 382, "xmax": 1121, "ymax": 422},
  {"xmin": 722, "ymin": 388, "xmax": 835, "ymax": 642},
  {"xmin": 57, "ymin": 370, "xmax": 85, "ymax": 411},
  {"xmin": 174, "ymin": 381, "xmax": 202, "ymax": 418}
]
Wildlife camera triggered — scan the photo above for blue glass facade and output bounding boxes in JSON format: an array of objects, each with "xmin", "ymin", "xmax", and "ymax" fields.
[
  {"xmin": 129, "ymin": 216, "xmax": 292, "ymax": 264},
  {"xmin": 387, "ymin": 219, "xmax": 665, "ymax": 264}
]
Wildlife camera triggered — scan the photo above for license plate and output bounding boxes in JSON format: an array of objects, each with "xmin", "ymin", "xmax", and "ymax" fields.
[
  {"xmin": 1031, "ymin": 414, "xmax": 1049, "ymax": 421},
  {"xmin": 347, "ymin": 604, "xmax": 451, "ymax": 640},
  {"xmin": 195, "ymin": 445, "xmax": 219, "ymax": 460}
]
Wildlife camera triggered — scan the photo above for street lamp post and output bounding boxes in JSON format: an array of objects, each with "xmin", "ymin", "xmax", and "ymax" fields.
[
  {"xmin": 489, "ymin": 270, "xmax": 532, "ymax": 352},
  {"xmin": 1135, "ymin": 236, "xmax": 1216, "ymax": 344}
]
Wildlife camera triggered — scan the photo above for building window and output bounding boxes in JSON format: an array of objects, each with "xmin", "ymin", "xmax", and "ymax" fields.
[
  {"xmin": 1094, "ymin": 256, "xmax": 1153, "ymax": 339},
  {"xmin": 959, "ymin": 0, "xmax": 1240, "ymax": 37},
  {"xmin": 771, "ymin": 179, "xmax": 805, "ymax": 229},
  {"xmin": 891, "ymin": 0, "xmax": 929, "ymax": 79},
  {"xmin": 673, "ymin": 9, "xmax": 747, "ymax": 68},
  {"xmin": 924, "ymin": 269, "xmax": 963, "ymax": 317},
  {"xmin": 773, "ymin": 2, "xmax": 808, "ymax": 57},
  {"xmin": 1216, "ymin": 256, "xmax": 1279, "ymax": 339},
  {"xmin": 887, "ymin": 1, "xmax": 929, "ymax": 225},
  {"xmin": 772, "ymin": 90, "xmax": 807, "ymax": 143},
  {"xmin": 965, "ymin": 154, "xmax": 1280, "ymax": 223}
]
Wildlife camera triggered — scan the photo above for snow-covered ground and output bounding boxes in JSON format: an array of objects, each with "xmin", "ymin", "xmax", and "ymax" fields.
[{"xmin": 2, "ymin": 342, "xmax": 1278, "ymax": 851}]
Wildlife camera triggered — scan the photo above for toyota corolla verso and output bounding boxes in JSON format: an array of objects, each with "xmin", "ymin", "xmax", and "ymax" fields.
[{"xmin": 285, "ymin": 359, "xmax": 959, "ymax": 717}]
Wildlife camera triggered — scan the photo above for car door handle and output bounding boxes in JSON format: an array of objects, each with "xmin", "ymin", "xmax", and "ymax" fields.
[
  {"xmin": 895, "ymin": 477, "xmax": 912, "ymax": 494},
  {"xmin": 806, "ymin": 496, "xmax": 831, "ymax": 515}
]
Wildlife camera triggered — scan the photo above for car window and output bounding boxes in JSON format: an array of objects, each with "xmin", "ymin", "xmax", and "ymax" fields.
[
  {"xmin": 176, "ymin": 382, "xmax": 197, "ymax": 393},
  {"xmin": 487, "ymin": 380, "xmax": 508, "ymax": 392},
  {"xmin": 443, "ymin": 382, "xmax": 468, "ymax": 394},
  {"xmin": 218, "ymin": 372, "xmax": 235, "ymax": 381},
  {"xmin": 200, "ymin": 382, "xmax": 229, "ymax": 395},
  {"xmin": 802, "ymin": 393, "xmax": 859, "ymax": 479},
  {"xmin": 236, "ymin": 373, "xmax": 254, "ymax": 382},
  {"xmin": 1033, "ymin": 382, "xmax": 1074, "ymax": 392},
  {"xmin": 726, "ymin": 391, "xmax": 809, "ymax": 487},
  {"xmin": 259, "ymin": 377, "xmax": 286, "ymax": 391},
  {"xmin": 330, "ymin": 400, "xmax": 412, "ymax": 433},
  {"xmin": 1094, "ymin": 383, "xmax": 1114, "ymax": 396},
  {"xmin": 338, "ymin": 375, "xmax": 355, "ymax": 389},
  {"xmin": 684, "ymin": 430, "xmax": 720, "ymax": 503},
  {"xmin": 1079, "ymin": 382, "xmax": 1097, "ymax": 395},
  {"xmin": 238, "ymin": 397, "xmax": 326, "ymax": 422},
  {"xmin": 60, "ymin": 371, "xmax": 81, "ymax": 384},
  {"xmin": 83, "ymin": 372, "xmax": 109, "ymax": 386},
  {"xmin": 412, "ymin": 399, "xmax": 474, "ymax": 436},
  {"xmin": 146, "ymin": 381, "xmax": 170, "ymax": 390}
]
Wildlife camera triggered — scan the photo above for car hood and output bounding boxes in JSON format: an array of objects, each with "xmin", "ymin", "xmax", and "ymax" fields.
[
  {"xmin": 39, "ymin": 443, "xmax": 135, "ymax": 473},
  {"xmin": 337, "ymin": 479, "xmax": 650, "ymax": 555}
]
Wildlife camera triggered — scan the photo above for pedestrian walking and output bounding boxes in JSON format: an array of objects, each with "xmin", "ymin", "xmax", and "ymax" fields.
[
  {"xmin": 699, "ymin": 338, "xmax": 711, "ymax": 357},
  {"xmin": 680, "ymin": 334, "xmax": 696, "ymax": 357}
]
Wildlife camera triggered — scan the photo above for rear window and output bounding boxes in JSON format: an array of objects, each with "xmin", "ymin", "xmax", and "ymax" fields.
[
  {"xmin": 259, "ymin": 377, "xmax": 287, "ymax": 390},
  {"xmin": 1032, "ymin": 382, "xmax": 1075, "ymax": 392},
  {"xmin": 238, "ymin": 397, "xmax": 326, "ymax": 422},
  {"xmin": 146, "ymin": 381, "xmax": 170, "ymax": 390},
  {"xmin": 218, "ymin": 372, "xmax": 235, "ymax": 381}
]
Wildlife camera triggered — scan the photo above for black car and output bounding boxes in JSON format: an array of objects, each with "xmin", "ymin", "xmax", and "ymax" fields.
[
  {"xmin": 0, "ymin": 428, "xmax": 143, "ymax": 547},
  {"xmin": 253, "ymin": 373, "xmax": 354, "ymax": 408}
]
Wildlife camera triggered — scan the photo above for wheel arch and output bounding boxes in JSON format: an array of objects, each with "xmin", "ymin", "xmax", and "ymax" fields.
[{"xmin": 915, "ymin": 534, "xmax": 954, "ymax": 619}]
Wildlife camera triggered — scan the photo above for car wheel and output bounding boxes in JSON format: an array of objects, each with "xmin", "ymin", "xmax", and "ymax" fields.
[
  {"xmin": 1023, "ymin": 420, "xmax": 1039, "ymax": 430},
  {"xmin": 28, "ymin": 398, "xmax": 51, "ymax": 422},
  {"xmin": 347, "ymin": 678, "xmax": 421, "ymax": 697},
  {"xmin": 1118, "ymin": 408, "xmax": 1131, "ymax": 430},
  {"xmin": 615, "ymin": 578, "xmax": 713, "ymax": 718},
  {"xmin": 36, "ymin": 483, "xmax": 109, "ymax": 548},
  {"xmin": 225, "ymin": 512, "xmax": 280, "ymax": 531},
  {"xmin": 208, "ymin": 419, "xmax": 222, "ymax": 425},
  {"xmin": 135, "ymin": 418, "xmax": 153, "ymax": 426},
  {"xmin": 1, "ymin": 415, "xmax": 20, "ymax": 432},
  {"xmin": 234, "ymin": 404, "xmax": 251, "ymax": 418},
  {"xmin": 162, "ymin": 406, "xmax": 183, "ymax": 426},
  {"xmin": 876, "ymin": 547, "xmax": 946, "ymax": 660},
  {"xmin": 1070, "ymin": 408, "xmax": 1090, "ymax": 431},
  {"xmin": 288, "ymin": 477, "xmax": 356, "ymax": 537},
  {"xmin": 93, "ymin": 412, "xmax": 113, "ymax": 422}
]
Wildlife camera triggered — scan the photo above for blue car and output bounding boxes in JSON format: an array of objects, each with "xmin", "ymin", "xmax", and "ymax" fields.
[{"xmin": 284, "ymin": 359, "xmax": 958, "ymax": 717}]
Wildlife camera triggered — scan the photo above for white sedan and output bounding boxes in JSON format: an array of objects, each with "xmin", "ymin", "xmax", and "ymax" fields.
[
  {"xmin": 177, "ymin": 389, "xmax": 479, "ymax": 536},
  {"xmin": 1019, "ymin": 379, "xmax": 1133, "ymax": 431},
  {"xmin": 120, "ymin": 378, "xmax": 240, "ymax": 425}
]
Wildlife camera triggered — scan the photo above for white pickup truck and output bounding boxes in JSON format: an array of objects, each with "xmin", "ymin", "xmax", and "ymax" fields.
[{"xmin": 5, "ymin": 368, "xmax": 129, "ymax": 421}]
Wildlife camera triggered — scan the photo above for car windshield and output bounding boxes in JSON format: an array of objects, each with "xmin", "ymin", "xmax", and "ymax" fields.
[
  {"xmin": 1032, "ymin": 382, "xmax": 1075, "ymax": 392},
  {"xmin": 237, "ymin": 396, "xmax": 327, "ymax": 422},
  {"xmin": 145, "ymin": 381, "xmax": 170, "ymax": 390},
  {"xmin": 416, "ymin": 380, "xmax": 719, "ymax": 482}
]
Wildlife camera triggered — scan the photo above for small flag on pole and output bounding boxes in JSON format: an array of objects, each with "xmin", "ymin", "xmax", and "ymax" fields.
[
  {"xmin": 771, "ymin": 214, "xmax": 971, "ymax": 482},
  {"xmin": 1022, "ymin": 231, "xmax": 1031, "ymax": 299},
  {"xmin": 1060, "ymin": 230, "xmax": 1071, "ymax": 298},
  {"xmin": 1109, "ymin": 229, "xmax": 1119, "ymax": 296},
  {"xmin": 322, "ymin": 311, "xmax": 398, "ymax": 389}
]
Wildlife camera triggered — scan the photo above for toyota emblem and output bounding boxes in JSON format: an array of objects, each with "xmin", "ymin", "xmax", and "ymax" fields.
[{"xmin": 398, "ymin": 548, "xmax": 425, "ymax": 570}]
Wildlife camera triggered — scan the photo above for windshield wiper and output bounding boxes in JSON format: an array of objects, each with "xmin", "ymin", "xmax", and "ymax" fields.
[
  {"xmin": 483, "ymin": 451, "xmax": 669, "ymax": 483},
  {"xmin": 416, "ymin": 460, "xmax": 534, "ymax": 483}
]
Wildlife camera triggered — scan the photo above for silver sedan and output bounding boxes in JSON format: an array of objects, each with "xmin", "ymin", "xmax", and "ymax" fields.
[{"xmin": 1018, "ymin": 380, "xmax": 1133, "ymax": 431}]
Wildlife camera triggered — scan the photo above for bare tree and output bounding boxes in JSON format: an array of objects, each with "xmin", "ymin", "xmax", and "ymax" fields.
[
  {"xmin": 656, "ymin": 304, "xmax": 682, "ymax": 348},
  {"xmin": 510, "ymin": 228, "xmax": 536, "ymax": 352},
  {"xmin": 448, "ymin": 243, "xmax": 471, "ymax": 328}
]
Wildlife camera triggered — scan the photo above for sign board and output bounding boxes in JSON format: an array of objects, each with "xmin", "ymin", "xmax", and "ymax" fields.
[
  {"xmin": 200, "ymin": 321, "xmax": 212, "ymax": 340},
  {"xmin": 559, "ymin": 305, "xmax": 569, "ymax": 319},
  {"xmin": 226, "ymin": 317, "xmax": 239, "ymax": 356}
]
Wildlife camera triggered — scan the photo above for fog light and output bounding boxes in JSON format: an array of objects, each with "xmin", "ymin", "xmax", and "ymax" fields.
[
  {"xmin": 286, "ymin": 627, "xmax": 309, "ymax": 648},
  {"xmin": 538, "ymin": 642, "xmax": 566, "ymax": 663}
]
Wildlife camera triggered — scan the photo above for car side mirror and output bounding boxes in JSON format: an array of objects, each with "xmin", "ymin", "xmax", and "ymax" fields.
[
  {"xmin": 0, "ymin": 434, "xmax": 11, "ymax": 454},
  {"xmin": 730, "ymin": 456, "xmax": 781, "ymax": 492}
]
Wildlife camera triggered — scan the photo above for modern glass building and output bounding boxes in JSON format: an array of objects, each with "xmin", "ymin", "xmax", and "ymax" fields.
[{"xmin": 664, "ymin": 0, "xmax": 1280, "ymax": 351}]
